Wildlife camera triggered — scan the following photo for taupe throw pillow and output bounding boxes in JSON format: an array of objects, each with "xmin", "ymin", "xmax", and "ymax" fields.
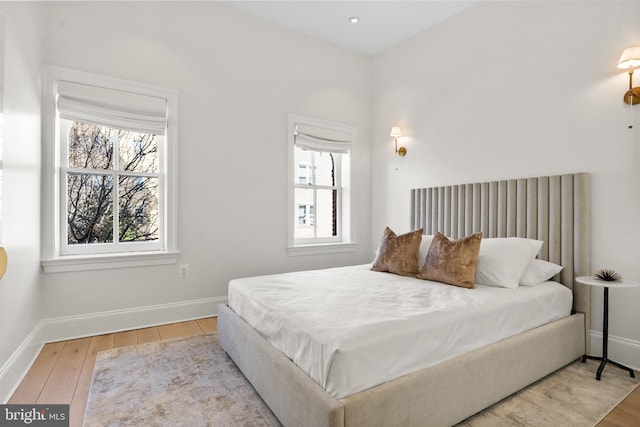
[
  {"xmin": 371, "ymin": 227, "xmax": 423, "ymax": 276},
  {"xmin": 417, "ymin": 232, "xmax": 482, "ymax": 288}
]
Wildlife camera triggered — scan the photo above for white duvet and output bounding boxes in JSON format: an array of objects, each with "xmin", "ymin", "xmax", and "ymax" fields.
[{"xmin": 228, "ymin": 264, "xmax": 572, "ymax": 399}]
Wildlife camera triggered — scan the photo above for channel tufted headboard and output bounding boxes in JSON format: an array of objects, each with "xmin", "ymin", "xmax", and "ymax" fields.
[{"xmin": 410, "ymin": 173, "xmax": 591, "ymax": 350}]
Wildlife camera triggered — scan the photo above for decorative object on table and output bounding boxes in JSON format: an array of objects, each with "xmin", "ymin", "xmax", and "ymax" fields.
[{"xmin": 594, "ymin": 268, "xmax": 622, "ymax": 282}]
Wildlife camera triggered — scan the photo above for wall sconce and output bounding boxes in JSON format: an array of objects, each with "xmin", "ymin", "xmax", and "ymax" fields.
[
  {"xmin": 618, "ymin": 46, "xmax": 640, "ymax": 105},
  {"xmin": 390, "ymin": 127, "xmax": 406, "ymax": 156},
  {"xmin": 0, "ymin": 247, "xmax": 6, "ymax": 280}
]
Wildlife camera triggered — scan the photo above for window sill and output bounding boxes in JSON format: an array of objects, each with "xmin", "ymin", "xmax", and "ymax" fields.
[
  {"xmin": 41, "ymin": 251, "xmax": 180, "ymax": 273},
  {"xmin": 286, "ymin": 242, "xmax": 357, "ymax": 257}
]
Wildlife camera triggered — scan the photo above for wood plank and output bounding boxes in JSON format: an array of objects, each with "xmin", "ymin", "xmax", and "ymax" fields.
[
  {"xmin": 158, "ymin": 323, "xmax": 182, "ymax": 340},
  {"xmin": 113, "ymin": 329, "xmax": 137, "ymax": 348},
  {"xmin": 196, "ymin": 317, "xmax": 217, "ymax": 333},
  {"xmin": 37, "ymin": 337, "xmax": 91, "ymax": 404},
  {"xmin": 69, "ymin": 334, "xmax": 115, "ymax": 427},
  {"xmin": 8, "ymin": 341, "xmax": 66, "ymax": 404},
  {"xmin": 599, "ymin": 405, "xmax": 640, "ymax": 427},
  {"xmin": 626, "ymin": 383, "xmax": 640, "ymax": 407},
  {"xmin": 137, "ymin": 326, "xmax": 161, "ymax": 344},
  {"xmin": 598, "ymin": 382, "xmax": 640, "ymax": 426},
  {"xmin": 176, "ymin": 320, "xmax": 203, "ymax": 337}
]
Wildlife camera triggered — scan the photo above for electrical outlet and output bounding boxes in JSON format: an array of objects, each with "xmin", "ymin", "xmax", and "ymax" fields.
[{"xmin": 179, "ymin": 264, "xmax": 189, "ymax": 278}]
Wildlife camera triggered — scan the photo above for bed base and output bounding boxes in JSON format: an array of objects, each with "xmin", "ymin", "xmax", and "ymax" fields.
[{"xmin": 218, "ymin": 303, "xmax": 585, "ymax": 427}]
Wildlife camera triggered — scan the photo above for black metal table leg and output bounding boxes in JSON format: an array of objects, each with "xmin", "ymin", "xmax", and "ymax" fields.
[{"xmin": 581, "ymin": 287, "xmax": 636, "ymax": 380}]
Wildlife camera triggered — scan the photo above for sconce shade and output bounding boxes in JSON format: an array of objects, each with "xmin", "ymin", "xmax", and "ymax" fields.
[
  {"xmin": 390, "ymin": 127, "xmax": 406, "ymax": 157},
  {"xmin": 618, "ymin": 46, "xmax": 640, "ymax": 69}
]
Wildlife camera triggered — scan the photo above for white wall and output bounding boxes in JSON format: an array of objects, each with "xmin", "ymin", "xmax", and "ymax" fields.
[
  {"xmin": 0, "ymin": 2, "xmax": 44, "ymax": 400},
  {"xmin": 37, "ymin": 1, "xmax": 372, "ymax": 316},
  {"xmin": 372, "ymin": 0, "xmax": 640, "ymax": 366},
  {"xmin": 1, "ymin": 1, "xmax": 372, "ymax": 398}
]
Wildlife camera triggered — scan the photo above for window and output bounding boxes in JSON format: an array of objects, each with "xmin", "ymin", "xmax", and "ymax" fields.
[
  {"xmin": 42, "ymin": 66, "xmax": 178, "ymax": 272},
  {"xmin": 62, "ymin": 121, "xmax": 161, "ymax": 254},
  {"xmin": 294, "ymin": 148, "xmax": 338, "ymax": 240},
  {"xmin": 287, "ymin": 114, "xmax": 356, "ymax": 255}
]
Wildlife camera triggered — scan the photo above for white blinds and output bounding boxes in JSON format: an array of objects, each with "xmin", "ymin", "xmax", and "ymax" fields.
[
  {"xmin": 56, "ymin": 80, "xmax": 167, "ymax": 135},
  {"xmin": 294, "ymin": 123, "xmax": 352, "ymax": 154}
]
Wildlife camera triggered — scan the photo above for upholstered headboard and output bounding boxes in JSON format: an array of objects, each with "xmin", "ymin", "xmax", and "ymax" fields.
[{"xmin": 410, "ymin": 173, "xmax": 591, "ymax": 349}]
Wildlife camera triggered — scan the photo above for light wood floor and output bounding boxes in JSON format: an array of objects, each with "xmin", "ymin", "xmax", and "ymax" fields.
[
  {"xmin": 8, "ymin": 316, "xmax": 639, "ymax": 427},
  {"xmin": 599, "ymin": 378, "xmax": 640, "ymax": 427},
  {"xmin": 8, "ymin": 317, "xmax": 217, "ymax": 427}
]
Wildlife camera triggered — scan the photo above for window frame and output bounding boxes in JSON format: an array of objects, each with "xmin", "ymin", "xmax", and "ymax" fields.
[
  {"xmin": 41, "ymin": 65, "xmax": 179, "ymax": 272},
  {"xmin": 286, "ymin": 113, "xmax": 356, "ymax": 256}
]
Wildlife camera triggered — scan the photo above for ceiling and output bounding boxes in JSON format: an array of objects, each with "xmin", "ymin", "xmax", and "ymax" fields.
[{"xmin": 222, "ymin": 1, "xmax": 478, "ymax": 56}]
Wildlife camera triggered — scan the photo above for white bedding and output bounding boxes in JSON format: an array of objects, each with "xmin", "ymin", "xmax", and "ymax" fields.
[{"xmin": 228, "ymin": 264, "xmax": 572, "ymax": 399}]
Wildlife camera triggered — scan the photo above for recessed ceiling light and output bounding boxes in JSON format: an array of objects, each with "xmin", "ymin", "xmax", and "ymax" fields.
[{"xmin": 349, "ymin": 17, "xmax": 359, "ymax": 24}]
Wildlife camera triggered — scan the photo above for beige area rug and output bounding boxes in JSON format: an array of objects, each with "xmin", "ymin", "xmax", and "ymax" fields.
[
  {"xmin": 83, "ymin": 334, "xmax": 280, "ymax": 426},
  {"xmin": 84, "ymin": 334, "xmax": 639, "ymax": 427},
  {"xmin": 457, "ymin": 358, "xmax": 639, "ymax": 427}
]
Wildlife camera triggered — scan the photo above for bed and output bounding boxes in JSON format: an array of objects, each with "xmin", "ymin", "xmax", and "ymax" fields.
[{"xmin": 218, "ymin": 172, "xmax": 591, "ymax": 427}]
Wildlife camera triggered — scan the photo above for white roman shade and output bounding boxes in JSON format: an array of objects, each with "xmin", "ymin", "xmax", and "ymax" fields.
[
  {"xmin": 56, "ymin": 80, "xmax": 167, "ymax": 135},
  {"xmin": 294, "ymin": 123, "xmax": 352, "ymax": 154}
]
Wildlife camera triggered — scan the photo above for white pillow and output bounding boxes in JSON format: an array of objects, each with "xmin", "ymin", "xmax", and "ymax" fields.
[
  {"xmin": 418, "ymin": 234, "xmax": 435, "ymax": 270},
  {"xmin": 520, "ymin": 259, "xmax": 563, "ymax": 286},
  {"xmin": 475, "ymin": 237, "xmax": 543, "ymax": 289}
]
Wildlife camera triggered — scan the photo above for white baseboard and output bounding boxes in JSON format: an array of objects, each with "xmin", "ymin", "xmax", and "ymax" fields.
[
  {"xmin": 0, "ymin": 325, "xmax": 45, "ymax": 405},
  {"xmin": 0, "ymin": 296, "xmax": 227, "ymax": 403},
  {"xmin": 589, "ymin": 330, "xmax": 640, "ymax": 372}
]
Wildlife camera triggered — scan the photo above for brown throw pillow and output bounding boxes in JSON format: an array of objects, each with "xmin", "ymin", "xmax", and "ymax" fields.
[
  {"xmin": 371, "ymin": 227, "xmax": 423, "ymax": 276},
  {"xmin": 417, "ymin": 232, "xmax": 482, "ymax": 288}
]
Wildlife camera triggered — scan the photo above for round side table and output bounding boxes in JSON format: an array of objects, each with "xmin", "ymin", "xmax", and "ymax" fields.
[{"xmin": 576, "ymin": 276, "xmax": 640, "ymax": 380}]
